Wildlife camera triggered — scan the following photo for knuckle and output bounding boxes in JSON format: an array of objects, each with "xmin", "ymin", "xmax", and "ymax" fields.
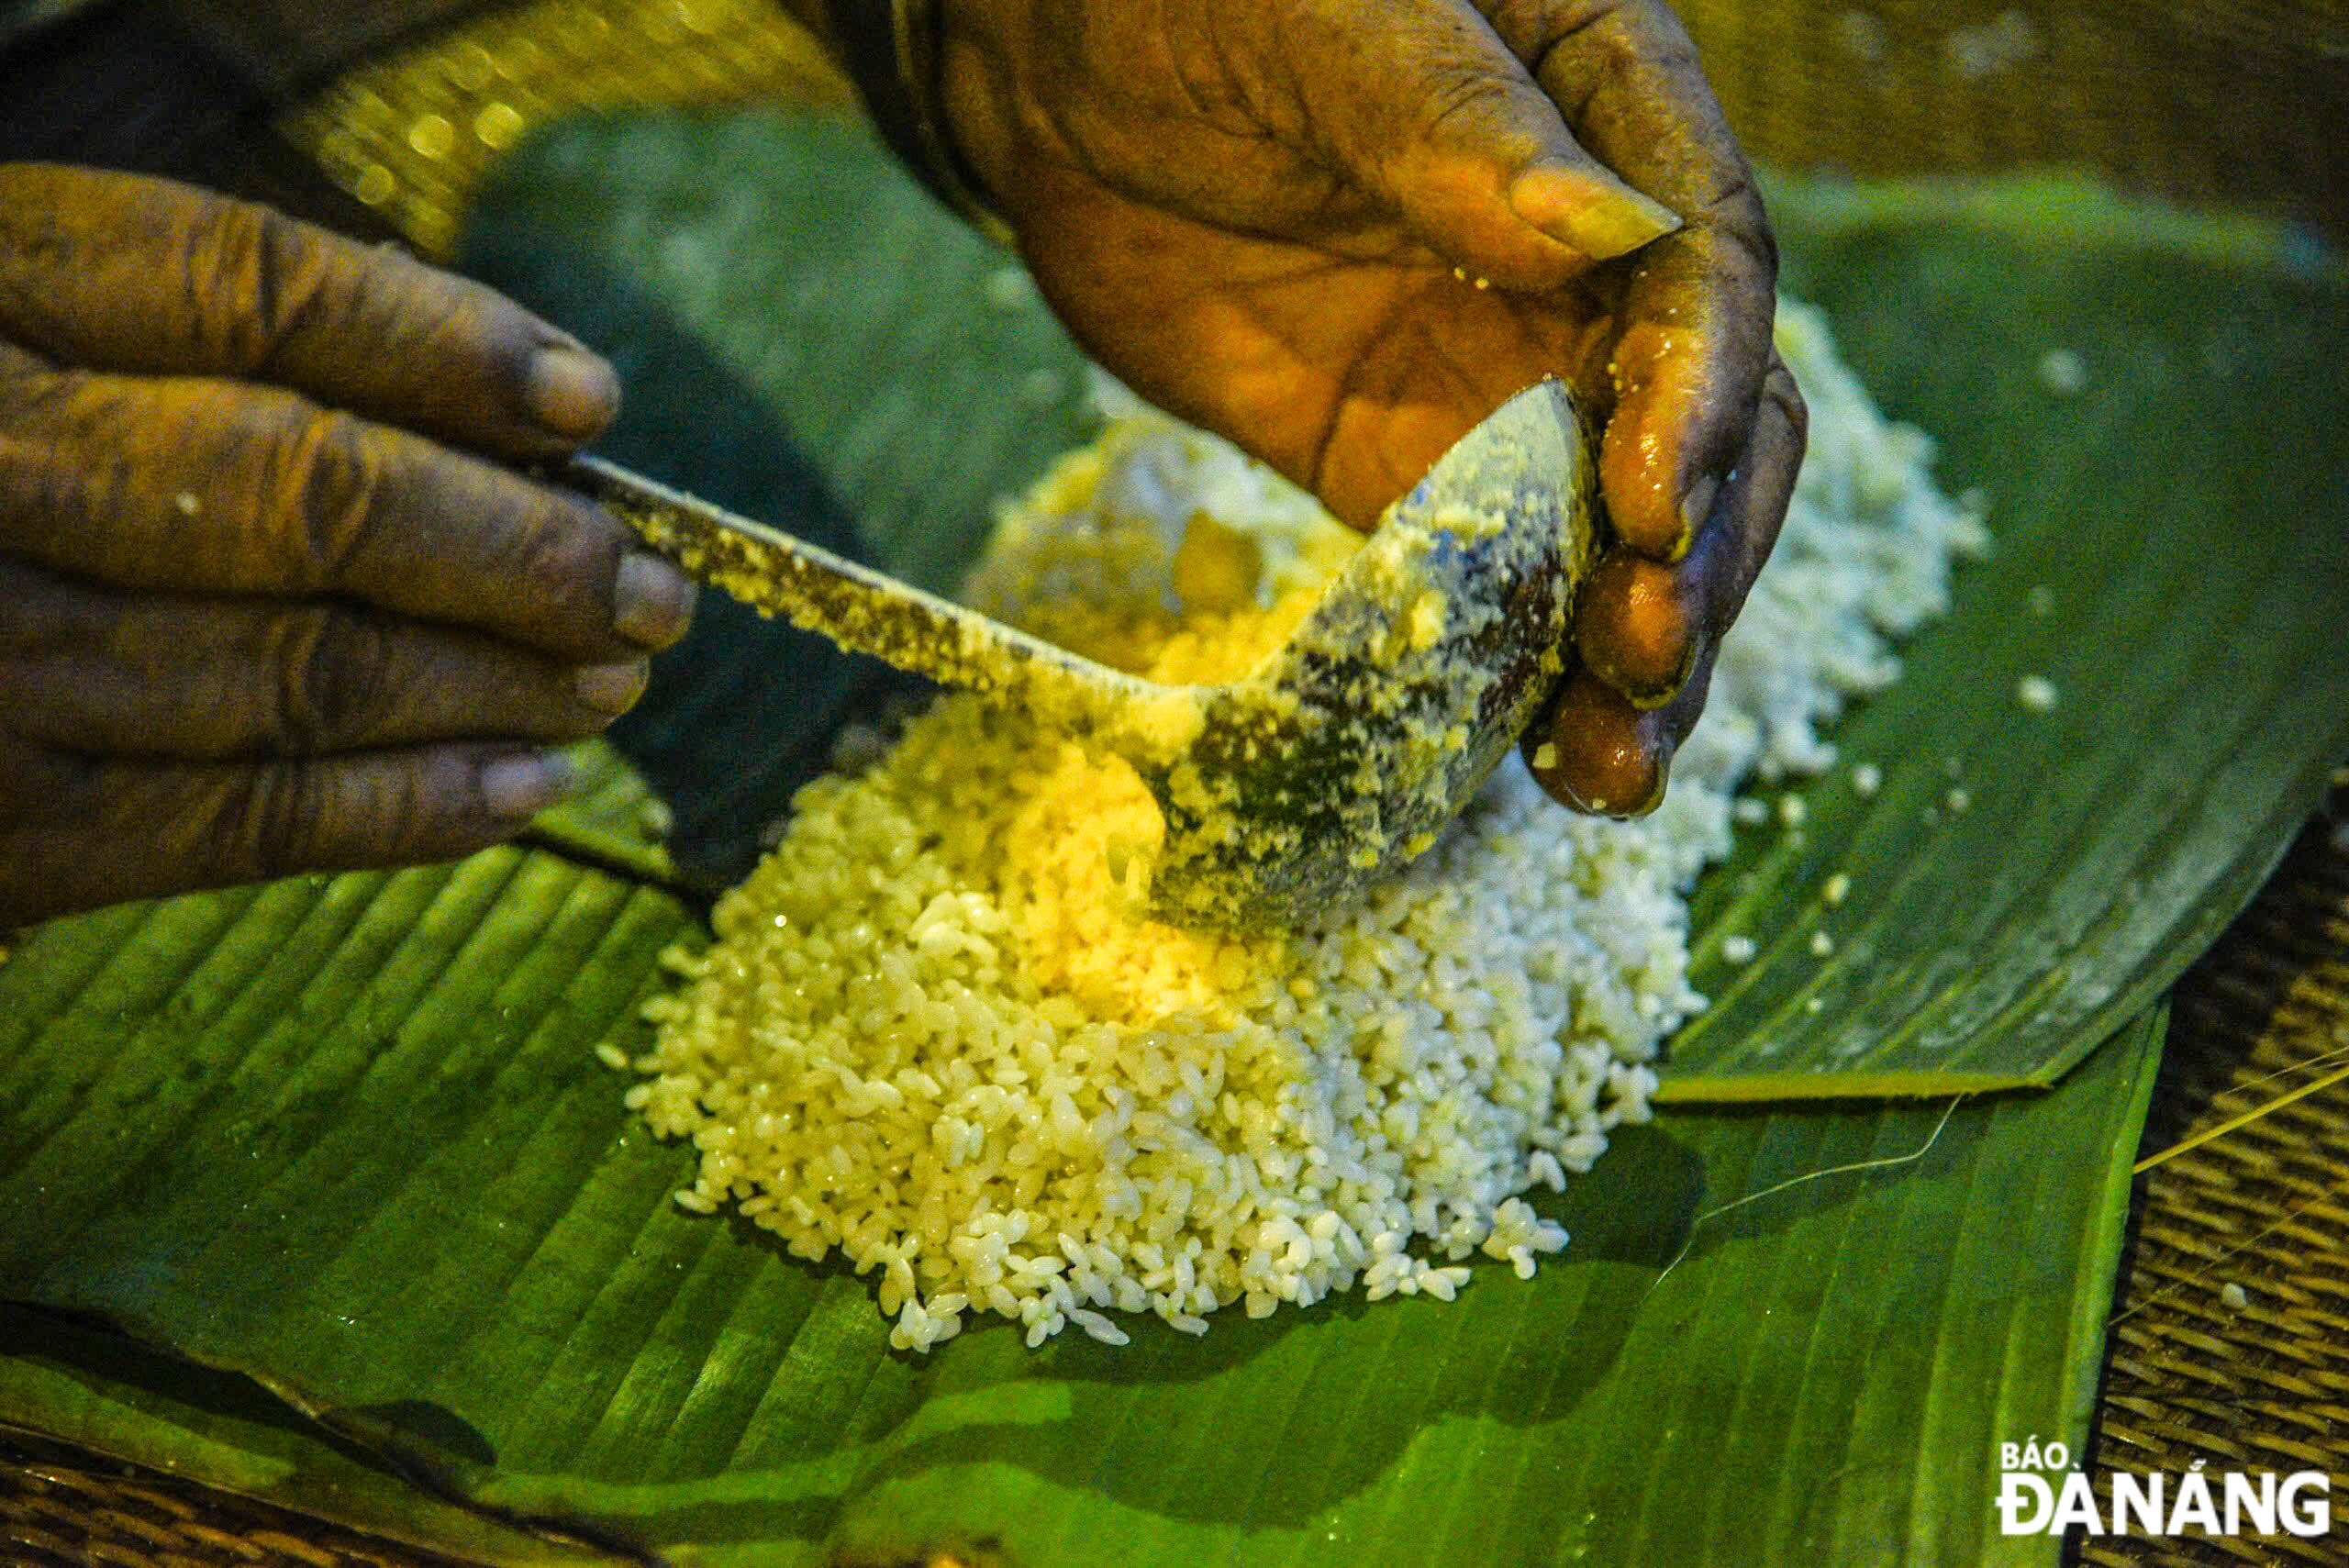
[
  {"xmin": 372, "ymin": 249, "xmax": 544, "ymax": 407},
  {"xmin": 267, "ymin": 607, "xmax": 392, "ymax": 752},
  {"xmin": 1411, "ymin": 69, "xmax": 1519, "ymax": 146},
  {"xmin": 1689, "ymin": 171, "xmax": 1777, "ymax": 279},
  {"xmin": 1475, "ymin": 0, "xmax": 1566, "ymax": 61},
  {"xmin": 1564, "ymin": 0, "xmax": 1700, "ymax": 84},
  {"xmin": 441, "ymin": 284, "xmax": 548, "ymax": 394},
  {"xmin": 514, "ymin": 493, "xmax": 626, "ymax": 630},
  {"xmin": 253, "ymin": 400, "xmax": 391, "ymax": 585},
  {"xmin": 188, "ymin": 194, "xmax": 325, "ymax": 373},
  {"xmin": 213, "ymin": 762, "xmax": 328, "ymax": 883},
  {"xmin": 1696, "ymin": 166, "xmax": 1759, "ymax": 224},
  {"xmin": 1630, "ymin": 6, "xmax": 1700, "ymax": 73},
  {"xmin": 1504, "ymin": 0, "xmax": 1619, "ymax": 51},
  {"xmin": 0, "ymin": 370, "xmax": 110, "ymax": 560},
  {"xmin": 1552, "ymin": 5, "xmax": 1653, "ymax": 95}
]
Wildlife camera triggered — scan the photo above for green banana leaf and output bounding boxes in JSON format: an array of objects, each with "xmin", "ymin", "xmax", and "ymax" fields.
[
  {"xmin": 0, "ymin": 845, "xmax": 2160, "ymax": 1565},
  {"xmin": 459, "ymin": 112, "xmax": 2349, "ymax": 1097},
  {"xmin": 0, "ymin": 106, "xmax": 2338, "ymax": 1566}
]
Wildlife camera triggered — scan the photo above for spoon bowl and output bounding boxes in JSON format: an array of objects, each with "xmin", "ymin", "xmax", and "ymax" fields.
[{"xmin": 579, "ymin": 379, "xmax": 1595, "ymax": 929}]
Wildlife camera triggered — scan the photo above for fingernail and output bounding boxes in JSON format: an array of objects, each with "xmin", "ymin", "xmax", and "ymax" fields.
[
  {"xmin": 1622, "ymin": 662, "xmax": 1695, "ymax": 711},
  {"xmin": 1508, "ymin": 163, "xmax": 1681, "ymax": 259},
  {"xmin": 613, "ymin": 552, "xmax": 696, "ymax": 649},
  {"xmin": 1524, "ymin": 737, "xmax": 1597, "ymax": 812},
  {"xmin": 1679, "ymin": 472, "xmax": 1724, "ymax": 543},
  {"xmin": 526, "ymin": 345, "xmax": 620, "ymax": 440},
  {"xmin": 1542, "ymin": 762, "xmax": 1599, "ymax": 815},
  {"xmin": 1577, "ymin": 551, "xmax": 1696, "ymax": 703},
  {"xmin": 481, "ymin": 751, "xmax": 576, "ymax": 822},
  {"xmin": 574, "ymin": 659, "xmax": 650, "ymax": 716},
  {"xmin": 1583, "ymin": 189, "xmax": 1683, "ymax": 258}
]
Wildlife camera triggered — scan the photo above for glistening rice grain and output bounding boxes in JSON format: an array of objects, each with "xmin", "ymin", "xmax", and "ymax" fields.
[{"xmin": 628, "ymin": 299, "xmax": 1987, "ymax": 1351}]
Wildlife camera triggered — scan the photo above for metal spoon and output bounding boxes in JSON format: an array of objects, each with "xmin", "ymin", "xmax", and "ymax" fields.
[{"xmin": 575, "ymin": 379, "xmax": 1595, "ymax": 929}]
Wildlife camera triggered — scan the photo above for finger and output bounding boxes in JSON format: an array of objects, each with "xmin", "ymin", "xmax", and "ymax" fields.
[
  {"xmin": 1529, "ymin": 361, "xmax": 1804, "ymax": 814},
  {"xmin": 0, "ymin": 557, "xmax": 646, "ymax": 761},
  {"xmin": 1295, "ymin": 0, "xmax": 1679, "ymax": 289},
  {"xmin": 1570, "ymin": 545, "xmax": 1691, "ymax": 706},
  {"xmin": 0, "ymin": 364, "xmax": 694, "ymax": 662},
  {"xmin": 0, "ymin": 163, "xmax": 617, "ymax": 461},
  {"xmin": 1573, "ymin": 354, "xmax": 1804, "ymax": 702},
  {"xmin": 0, "ymin": 737, "xmax": 575, "ymax": 927},
  {"xmin": 1511, "ymin": 2, "xmax": 1778, "ymax": 557},
  {"xmin": 1521, "ymin": 663, "xmax": 1705, "ymax": 817},
  {"xmin": 1598, "ymin": 227, "xmax": 1776, "ymax": 561}
]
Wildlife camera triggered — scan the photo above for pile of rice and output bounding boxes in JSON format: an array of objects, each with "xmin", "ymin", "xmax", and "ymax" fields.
[{"xmin": 625, "ymin": 300, "xmax": 1987, "ymax": 1352}]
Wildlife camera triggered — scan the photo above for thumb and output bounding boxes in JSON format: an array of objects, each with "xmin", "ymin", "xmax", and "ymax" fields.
[{"xmin": 1297, "ymin": 0, "xmax": 1680, "ymax": 284}]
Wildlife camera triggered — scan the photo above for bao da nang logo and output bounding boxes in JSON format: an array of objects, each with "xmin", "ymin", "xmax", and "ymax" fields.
[{"xmin": 1996, "ymin": 1438, "xmax": 2332, "ymax": 1540}]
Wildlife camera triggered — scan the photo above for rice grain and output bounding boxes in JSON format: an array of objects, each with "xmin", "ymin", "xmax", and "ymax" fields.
[{"xmin": 628, "ymin": 299, "xmax": 1986, "ymax": 1348}]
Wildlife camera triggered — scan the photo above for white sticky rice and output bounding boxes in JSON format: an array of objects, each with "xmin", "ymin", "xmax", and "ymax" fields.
[{"xmin": 627, "ymin": 299, "xmax": 1987, "ymax": 1351}]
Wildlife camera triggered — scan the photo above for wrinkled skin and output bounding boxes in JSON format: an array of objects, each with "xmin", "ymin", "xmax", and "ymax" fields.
[
  {"xmin": 936, "ymin": 0, "xmax": 1807, "ymax": 814},
  {"xmin": 3, "ymin": 0, "xmax": 1800, "ymax": 927},
  {"xmin": 0, "ymin": 165, "xmax": 696, "ymax": 926}
]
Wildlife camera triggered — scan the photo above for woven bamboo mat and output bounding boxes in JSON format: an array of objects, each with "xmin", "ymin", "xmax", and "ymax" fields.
[
  {"xmin": 2080, "ymin": 779, "xmax": 2349, "ymax": 1566},
  {"xmin": 0, "ymin": 1427, "xmax": 470, "ymax": 1568},
  {"xmin": 6, "ymin": 1, "xmax": 2346, "ymax": 1559},
  {"xmin": 6, "ymin": 783, "xmax": 2343, "ymax": 1565}
]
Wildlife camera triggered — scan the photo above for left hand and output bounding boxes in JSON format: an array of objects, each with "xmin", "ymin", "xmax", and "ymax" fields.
[
  {"xmin": 933, "ymin": 0, "xmax": 1806, "ymax": 814},
  {"xmin": 0, "ymin": 166, "xmax": 692, "ymax": 925}
]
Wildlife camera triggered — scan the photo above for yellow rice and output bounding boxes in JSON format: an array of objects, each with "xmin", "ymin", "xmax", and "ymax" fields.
[{"xmin": 627, "ymin": 300, "xmax": 1988, "ymax": 1351}]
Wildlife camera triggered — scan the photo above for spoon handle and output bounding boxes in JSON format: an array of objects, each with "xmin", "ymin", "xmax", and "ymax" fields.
[{"xmin": 572, "ymin": 454, "xmax": 1185, "ymax": 747}]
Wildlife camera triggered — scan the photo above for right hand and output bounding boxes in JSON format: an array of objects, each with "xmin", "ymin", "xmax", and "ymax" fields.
[
  {"xmin": 0, "ymin": 164, "xmax": 696, "ymax": 928},
  {"xmin": 933, "ymin": 0, "xmax": 1803, "ymax": 817}
]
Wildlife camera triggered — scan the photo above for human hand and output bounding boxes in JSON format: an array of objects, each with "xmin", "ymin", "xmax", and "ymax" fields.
[
  {"xmin": 930, "ymin": 0, "xmax": 1805, "ymax": 815},
  {"xmin": 0, "ymin": 165, "xmax": 695, "ymax": 927}
]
